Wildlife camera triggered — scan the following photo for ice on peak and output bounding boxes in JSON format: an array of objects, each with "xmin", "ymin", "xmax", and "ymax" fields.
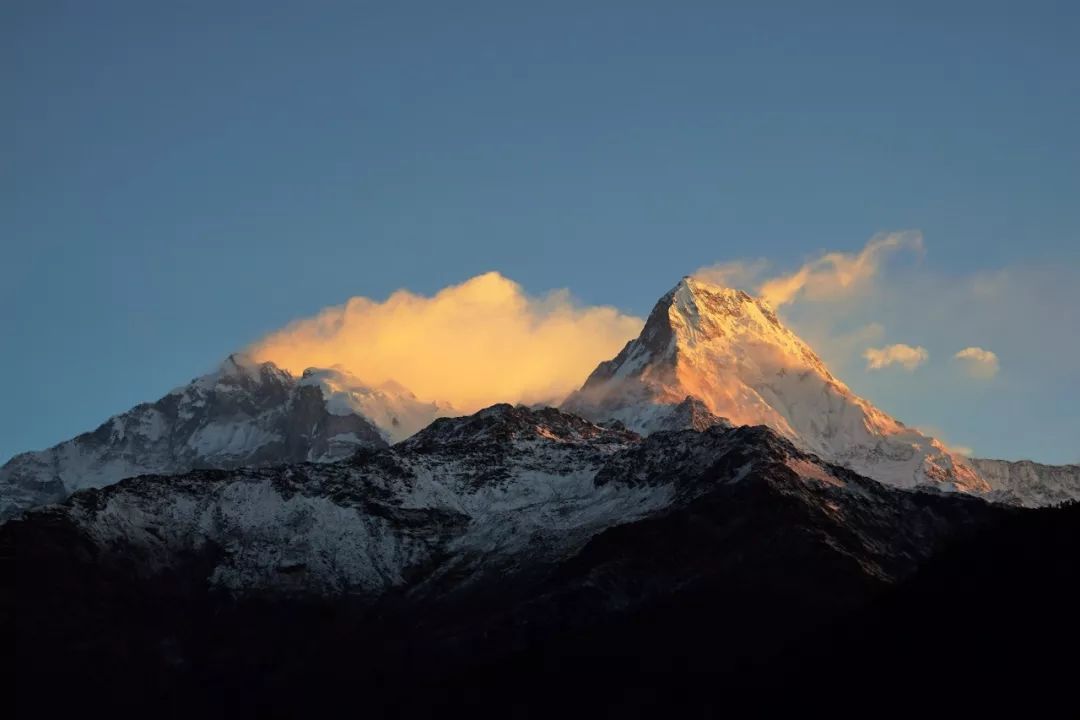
[
  {"xmin": 564, "ymin": 276, "xmax": 986, "ymax": 493},
  {"xmin": 656, "ymin": 278, "xmax": 789, "ymax": 350},
  {"xmin": 215, "ymin": 352, "xmax": 281, "ymax": 379},
  {"xmin": 673, "ymin": 275, "xmax": 760, "ymax": 306},
  {"xmin": 206, "ymin": 353, "xmax": 289, "ymax": 386},
  {"xmin": 167, "ymin": 354, "xmax": 284, "ymax": 396},
  {"xmin": 298, "ymin": 366, "xmax": 448, "ymax": 443},
  {"xmin": 676, "ymin": 274, "xmax": 749, "ymax": 296},
  {"xmin": 220, "ymin": 351, "xmax": 259, "ymax": 372}
]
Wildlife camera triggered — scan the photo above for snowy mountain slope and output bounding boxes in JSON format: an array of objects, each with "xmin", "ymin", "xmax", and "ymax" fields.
[
  {"xmin": 0, "ymin": 355, "xmax": 456, "ymax": 520},
  {"xmin": 563, "ymin": 277, "xmax": 986, "ymax": 493},
  {"xmin": 12, "ymin": 405, "xmax": 657, "ymax": 596},
  {"xmin": 8, "ymin": 404, "xmax": 995, "ymax": 602},
  {"xmin": 10, "ymin": 403, "xmax": 1019, "ymax": 717},
  {"xmin": 298, "ymin": 367, "xmax": 450, "ymax": 443},
  {"xmin": 0, "ymin": 355, "xmax": 394, "ymax": 520},
  {"xmin": 970, "ymin": 457, "xmax": 1080, "ymax": 507}
]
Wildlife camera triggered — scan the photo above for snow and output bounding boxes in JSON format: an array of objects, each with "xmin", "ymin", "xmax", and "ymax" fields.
[
  {"xmin": 299, "ymin": 367, "xmax": 450, "ymax": 442},
  {"xmin": 564, "ymin": 277, "xmax": 989, "ymax": 494},
  {"xmin": 56, "ymin": 410, "xmax": 681, "ymax": 596},
  {"xmin": 970, "ymin": 457, "xmax": 1080, "ymax": 507},
  {"xmin": 1, "ymin": 356, "xmax": 391, "ymax": 519},
  {"xmin": 786, "ymin": 458, "xmax": 843, "ymax": 487},
  {"xmin": 186, "ymin": 421, "xmax": 279, "ymax": 458},
  {"xmin": 73, "ymin": 473, "xmax": 433, "ymax": 594},
  {"xmin": 5, "ymin": 277, "xmax": 1075, "ymax": 524},
  {"xmin": 32, "ymin": 388, "xmax": 1058, "ymax": 605}
]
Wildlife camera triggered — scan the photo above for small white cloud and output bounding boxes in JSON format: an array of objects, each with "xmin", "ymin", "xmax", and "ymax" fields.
[
  {"xmin": 954, "ymin": 346, "xmax": 999, "ymax": 379},
  {"xmin": 863, "ymin": 343, "xmax": 929, "ymax": 371}
]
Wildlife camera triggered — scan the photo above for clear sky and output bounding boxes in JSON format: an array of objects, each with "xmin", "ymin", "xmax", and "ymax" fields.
[{"xmin": 3, "ymin": 1, "xmax": 1078, "ymax": 464}]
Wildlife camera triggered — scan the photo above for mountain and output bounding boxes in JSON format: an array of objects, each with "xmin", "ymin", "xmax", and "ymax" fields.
[
  {"xmin": 8, "ymin": 278, "xmax": 1079, "ymax": 716},
  {"xmin": 0, "ymin": 355, "xmax": 446, "ymax": 520},
  {"xmin": 563, "ymin": 276, "xmax": 987, "ymax": 493},
  {"xmin": 10, "ymin": 403, "xmax": 1029, "ymax": 716},
  {"xmin": 5, "ymin": 277, "xmax": 1075, "ymax": 518},
  {"xmin": 970, "ymin": 457, "xmax": 1080, "ymax": 507},
  {"xmin": 297, "ymin": 366, "xmax": 452, "ymax": 442}
]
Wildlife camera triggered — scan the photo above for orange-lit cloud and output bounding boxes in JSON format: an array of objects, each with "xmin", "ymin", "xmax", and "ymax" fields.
[
  {"xmin": 691, "ymin": 259, "xmax": 769, "ymax": 293},
  {"xmin": 954, "ymin": 346, "xmax": 1000, "ymax": 379},
  {"xmin": 758, "ymin": 231, "xmax": 923, "ymax": 307},
  {"xmin": 863, "ymin": 343, "xmax": 929, "ymax": 371},
  {"xmin": 694, "ymin": 231, "xmax": 923, "ymax": 308},
  {"xmin": 693, "ymin": 237, "xmax": 1077, "ymax": 462},
  {"xmin": 247, "ymin": 272, "xmax": 644, "ymax": 412}
]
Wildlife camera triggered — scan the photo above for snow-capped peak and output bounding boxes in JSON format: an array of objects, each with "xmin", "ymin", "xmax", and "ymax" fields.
[
  {"xmin": 0, "ymin": 356, "xmax": 396, "ymax": 519},
  {"xmin": 564, "ymin": 277, "xmax": 986, "ymax": 493},
  {"xmin": 169, "ymin": 353, "xmax": 291, "ymax": 396},
  {"xmin": 298, "ymin": 366, "xmax": 450, "ymax": 443}
]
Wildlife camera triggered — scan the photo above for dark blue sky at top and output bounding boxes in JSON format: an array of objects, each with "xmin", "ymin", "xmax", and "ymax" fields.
[{"xmin": 2, "ymin": 1, "xmax": 1078, "ymax": 462}]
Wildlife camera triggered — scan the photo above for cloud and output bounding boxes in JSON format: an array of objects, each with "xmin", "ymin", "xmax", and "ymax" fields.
[
  {"xmin": 954, "ymin": 346, "xmax": 1000, "ymax": 379},
  {"xmin": 696, "ymin": 232, "xmax": 1079, "ymax": 463},
  {"xmin": 692, "ymin": 259, "xmax": 769, "ymax": 293},
  {"xmin": 757, "ymin": 231, "xmax": 923, "ymax": 308},
  {"xmin": 693, "ymin": 231, "xmax": 923, "ymax": 308},
  {"xmin": 247, "ymin": 272, "xmax": 644, "ymax": 412},
  {"xmin": 863, "ymin": 344, "xmax": 929, "ymax": 371}
]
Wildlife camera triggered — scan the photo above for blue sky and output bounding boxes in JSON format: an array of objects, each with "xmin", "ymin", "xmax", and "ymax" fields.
[{"xmin": 3, "ymin": 1, "xmax": 1078, "ymax": 463}]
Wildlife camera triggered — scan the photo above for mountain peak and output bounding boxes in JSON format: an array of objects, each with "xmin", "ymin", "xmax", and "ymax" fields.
[
  {"xmin": 673, "ymin": 274, "xmax": 751, "ymax": 298},
  {"xmin": 563, "ymin": 277, "xmax": 986, "ymax": 493},
  {"xmin": 218, "ymin": 352, "xmax": 267, "ymax": 376},
  {"xmin": 298, "ymin": 366, "xmax": 447, "ymax": 442},
  {"xmin": 575, "ymin": 275, "xmax": 823, "ymax": 392},
  {"xmin": 648, "ymin": 276, "xmax": 791, "ymax": 360},
  {"xmin": 197, "ymin": 353, "xmax": 290, "ymax": 387},
  {"xmin": 399, "ymin": 403, "xmax": 637, "ymax": 455}
]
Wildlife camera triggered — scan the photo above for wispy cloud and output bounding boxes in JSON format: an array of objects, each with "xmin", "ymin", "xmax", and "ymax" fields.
[
  {"xmin": 698, "ymin": 234, "xmax": 1079, "ymax": 463},
  {"xmin": 695, "ymin": 231, "xmax": 924, "ymax": 309},
  {"xmin": 758, "ymin": 231, "xmax": 924, "ymax": 308},
  {"xmin": 863, "ymin": 344, "xmax": 929, "ymax": 371},
  {"xmin": 691, "ymin": 259, "xmax": 769, "ymax": 293},
  {"xmin": 954, "ymin": 346, "xmax": 1000, "ymax": 379}
]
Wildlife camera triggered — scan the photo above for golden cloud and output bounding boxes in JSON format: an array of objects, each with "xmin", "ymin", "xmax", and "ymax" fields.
[
  {"xmin": 690, "ymin": 259, "xmax": 769, "ymax": 293},
  {"xmin": 693, "ymin": 231, "xmax": 923, "ymax": 309},
  {"xmin": 954, "ymin": 346, "xmax": 1000, "ymax": 379},
  {"xmin": 863, "ymin": 343, "xmax": 929, "ymax": 371},
  {"xmin": 758, "ymin": 231, "xmax": 923, "ymax": 307},
  {"xmin": 247, "ymin": 272, "xmax": 644, "ymax": 412}
]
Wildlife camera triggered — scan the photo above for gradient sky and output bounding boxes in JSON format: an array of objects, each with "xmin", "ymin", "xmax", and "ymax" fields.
[{"xmin": 3, "ymin": 1, "xmax": 1078, "ymax": 464}]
